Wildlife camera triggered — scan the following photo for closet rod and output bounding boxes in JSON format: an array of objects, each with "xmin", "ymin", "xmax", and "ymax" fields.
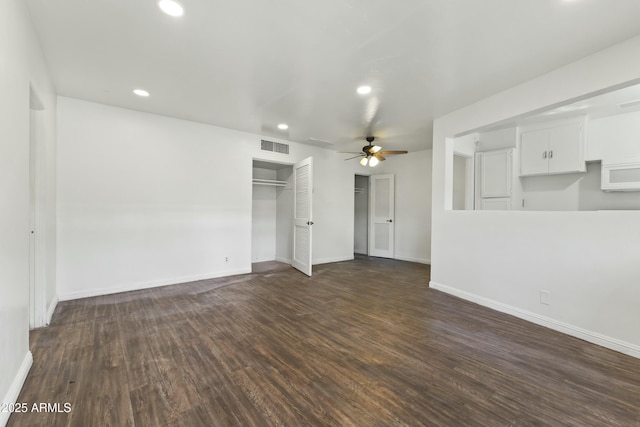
[
  {"xmin": 252, "ymin": 181, "xmax": 287, "ymax": 187},
  {"xmin": 252, "ymin": 178, "xmax": 287, "ymax": 184}
]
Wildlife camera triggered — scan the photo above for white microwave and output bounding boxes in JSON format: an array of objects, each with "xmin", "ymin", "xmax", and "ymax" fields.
[{"xmin": 601, "ymin": 159, "xmax": 640, "ymax": 191}]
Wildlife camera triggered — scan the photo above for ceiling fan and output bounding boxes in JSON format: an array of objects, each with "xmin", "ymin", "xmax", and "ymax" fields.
[{"xmin": 341, "ymin": 136, "xmax": 408, "ymax": 167}]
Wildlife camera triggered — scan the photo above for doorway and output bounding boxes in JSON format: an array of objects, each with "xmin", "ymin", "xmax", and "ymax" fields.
[
  {"xmin": 251, "ymin": 160, "xmax": 294, "ymax": 266},
  {"xmin": 251, "ymin": 157, "xmax": 314, "ymax": 276},
  {"xmin": 452, "ymin": 153, "xmax": 474, "ymax": 210},
  {"xmin": 369, "ymin": 174, "xmax": 395, "ymax": 258},
  {"xmin": 354, "ymin": 175, "xmax": 369, "ymax": 255},
  {"xmin": 354, "ymin": 173, "xmax": 395, "ymax": 259}
]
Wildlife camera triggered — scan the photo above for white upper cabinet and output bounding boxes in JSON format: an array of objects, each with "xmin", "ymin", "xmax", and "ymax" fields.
[
  {"xmin": 520, "ymin": 129, "xmax": 549, "ymax": 176},
  {"xmin": 520, "ymin": 122, "xmax": 585, "ymax": 176},
  {"xmin": 480, "ymin": 149, "xmax": 513, "ymax": 198}
]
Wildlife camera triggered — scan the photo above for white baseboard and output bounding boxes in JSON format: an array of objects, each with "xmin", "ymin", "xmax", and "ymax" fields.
[
  {"xmin": 313, "ymin": 256, "xmax": 354, "ymax": 265},
  {"xmin": 275, "ymin": 257, "xmax": 292, "ymax": 264},
  {"xmin": 0, "ymin": 351, "xmax": 33, "ymax": 427},
  {"xmin": 394, "ymin": 255, "xmax": 431, "ymax": 265},
  {"xmin": 59, "ymin": 268, "xmax": 252, "ymax": 301},
  {"xmin": 429, "ymin": 281, "xmax": 640, "ymax": 360},
  {"xmin": 45, "ymin": 295, "xmax": 58, "ymax": 325}
]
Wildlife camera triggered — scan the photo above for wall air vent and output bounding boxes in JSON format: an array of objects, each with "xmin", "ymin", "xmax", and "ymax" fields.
[{"xmin": 261, "ymin": 139, "xmax": 289, "ymax": 154}]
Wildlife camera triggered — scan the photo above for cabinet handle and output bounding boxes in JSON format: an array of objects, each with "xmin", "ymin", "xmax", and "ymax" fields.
[
  {"xmin": 549, "ymin": 150, "xmax": 553, "ymax": 159},
  {"xmin": 542, "ymin": 151, "xmax": 547, "ymax": 159}
]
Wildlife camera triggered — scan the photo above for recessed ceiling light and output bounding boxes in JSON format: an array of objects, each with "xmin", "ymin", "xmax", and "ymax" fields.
[
  {"xmin": 158, "ymin": 0, "xmax": 184, "ymax": 17},
  {"xmin": 133, "ymin": 89, "xmax": 150, "ymax": 97},
  {"xmin": 357, "ymin": 85, "xmax": 372, "ymax": 95},
  {"xmin": 277, "ymin": 123, "xmax": 289, "ymax": 130}
]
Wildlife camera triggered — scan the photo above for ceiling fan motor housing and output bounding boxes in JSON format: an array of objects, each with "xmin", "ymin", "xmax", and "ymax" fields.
[{"xmin": 363, "ymin": 136, "xmax": 376, "ymax": 154}]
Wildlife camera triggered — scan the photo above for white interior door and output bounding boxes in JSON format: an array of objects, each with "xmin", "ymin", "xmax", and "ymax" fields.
[
  {"xmin": 369, "ymin": 174, "xmax": 394, "ymax": 258},
  {"xmin": 479, "ymin": 149, "xmax": 513, "ymax": 198},
  {"xmin": 292, "ymin": 157, "xmax": 313, "ymax": 276},
  {"xmin": 29, "ymin": 110, "xmax": 37, "ymax": 329}
]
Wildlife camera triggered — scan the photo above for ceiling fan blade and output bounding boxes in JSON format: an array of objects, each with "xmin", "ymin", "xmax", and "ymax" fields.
[
  {"xmin": 379, "ymin": 150, "xmax": 408, "ymax": 155},
  {"xmin": 374, "ymin": 153, "xmax": 386, "ymax": 161},
  {"xmin": 344, "ymin": 154, "xmax": 365, "ymax": 161},
  {"xmin": 338, "ymin": 151, "xmax": 365, "ymax": 154}
]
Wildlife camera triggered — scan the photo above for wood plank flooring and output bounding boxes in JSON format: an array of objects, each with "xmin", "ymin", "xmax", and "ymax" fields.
[{"xmin": 9, "ymin": 256, "xmax": 640, "ymax": 426}]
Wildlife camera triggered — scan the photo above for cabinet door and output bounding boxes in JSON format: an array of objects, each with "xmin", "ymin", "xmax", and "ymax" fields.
[
  {"xmin": 548, "ymin": 123, "xmax": 584, "ymax": 174},
  {"xmin": 480, "ymin": 198, "xmax": 511, "ymax": 210},
  {"xmin": 480, "ymin": 149, "xmax": 512, "ymax": 198},
  {"xmin": 520, "ymin": 129, "xmax": 549, "ymax": 176}
]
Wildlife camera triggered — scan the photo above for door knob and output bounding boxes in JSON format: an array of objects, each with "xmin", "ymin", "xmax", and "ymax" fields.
[{"xmin": 387, "ymin": 219, "xmax": 393, "ymax": 223}]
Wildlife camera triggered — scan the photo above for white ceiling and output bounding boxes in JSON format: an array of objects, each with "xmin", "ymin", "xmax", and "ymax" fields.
[{"xmin": 26, "ymin": 0, "xmax": 640, "ymax": 152}]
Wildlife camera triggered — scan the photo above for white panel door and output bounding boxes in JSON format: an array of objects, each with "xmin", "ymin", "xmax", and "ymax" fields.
[
  {"xmin": 292, "ymin": 157, "xmax": 313, "ymax": 276},
  {"xmin": 479, "ymin": 149, "xmax": 513, "ymax": 198},
  {"xmin": 369, "ymin": 174, "xmax": 394, "ymax": 258},
  {"xmin": 29, "ymin": 110, "xmax": 37, "ymax": 329},
  {"xmin": 520, "ymin": 129, "xmax": 549, "ymax": 176},
  {"xmin": 480, "ymin": 197, "xmax": 512, "ymax": 210}
]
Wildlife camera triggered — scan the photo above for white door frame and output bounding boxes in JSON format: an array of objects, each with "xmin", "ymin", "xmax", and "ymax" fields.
[
  {"xmin": 292, "ymin": 157, "xmax": 313, "ymax": 276},
  {"xmin": 369, "ymin": 174, "xmax": 395, "ymax": 258}
]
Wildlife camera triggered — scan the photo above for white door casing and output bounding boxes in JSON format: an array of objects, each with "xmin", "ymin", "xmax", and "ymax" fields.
[
  {"xmin": 292, "ymin": 157, "xmax": 313, "ymax": 276},
  {"xmin": 369, "ymin": 174, "xmax": 394, "ymax": 258}
]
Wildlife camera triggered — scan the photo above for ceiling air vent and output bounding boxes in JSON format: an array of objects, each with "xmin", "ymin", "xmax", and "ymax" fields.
[{"xmin": 261, "ymin": 139, "xmax": 289, "ymax": 154}]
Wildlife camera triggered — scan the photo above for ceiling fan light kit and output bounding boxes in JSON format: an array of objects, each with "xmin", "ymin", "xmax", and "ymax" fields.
[{"xmin": 343, "ymin": 136, "xmax": 408, "ymax": 167}]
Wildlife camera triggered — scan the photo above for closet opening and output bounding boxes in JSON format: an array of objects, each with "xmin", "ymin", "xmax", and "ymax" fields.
[
  {"xmin": 251, "ymin": 160, "xmax": 294, "ymax": 273},
  {"xmin": 354, "ymin": 174, "xmax": 369, "ymax": 256}
]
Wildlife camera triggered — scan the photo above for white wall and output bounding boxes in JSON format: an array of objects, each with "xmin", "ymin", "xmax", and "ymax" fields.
[
  {"xmin": 520, "ymin": 173, "xmax": 582, "ymax": 211},
  {"xmin": 479, "ymin": 127, "xmax": 518, "ymax": 151},
  {"xmin": 0, "ymin": 0, "xmax": 57, "ymax": 425},
  {"xmin": 377, "ymin": 149, "xmax": 432, "ymax": 264},
  {"xmin": 587, "ymin": 110, "xmax": 640, "ymax": 162},
  {"xmin": 578, "ymin": 162, "xmax": 640, "ymax": 210},
  {"xmin": 432, "ymin": 35, "xmax": 640, "ymax": 358},
  {"xmin": 57, "ymin": 97, "xmax": 355, "ymax": 300}
]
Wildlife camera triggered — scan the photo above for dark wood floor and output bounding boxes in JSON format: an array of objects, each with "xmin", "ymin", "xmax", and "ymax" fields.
[{"xmin": 9, "ymin": 256, "xmax": 640, "ymax": 426}]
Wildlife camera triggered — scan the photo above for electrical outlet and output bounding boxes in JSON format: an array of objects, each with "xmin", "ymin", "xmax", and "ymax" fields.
[{"xmin": 540, "ymin": 290, "xmax": 551, "ymax": 305}]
